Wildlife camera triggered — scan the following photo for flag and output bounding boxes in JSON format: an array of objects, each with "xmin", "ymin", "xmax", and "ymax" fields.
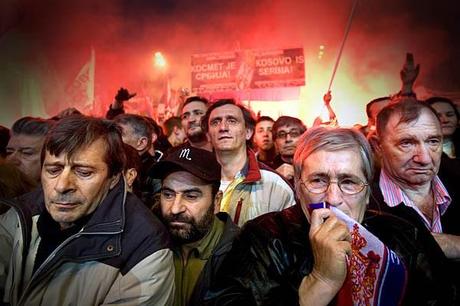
[
  {"xmin": 332, "ymin": 207, "xmax": 407, "ymax": 306},
  {"xmin": 66, "ymin": 48, "xmax": 95, "ymax": 112}
]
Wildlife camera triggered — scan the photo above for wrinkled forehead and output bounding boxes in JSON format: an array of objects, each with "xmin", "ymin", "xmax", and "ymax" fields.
[
  {"xmin": 163, "ymin": 170, "xmax": 212, "ymax": 190},
  {"xmin": 8, "ymin": 133, "xmax": 44, "ymax": 148},
  {"xmin": 300, "ymin": 148, "xmax": 365, "ymax": 178},
  {"xmin": 210, "ymin": 104, "xmax": 244, "ymax": 121},
  {"xmin": 45, "ymin": 138, "xmax": 109, "ymax": 164},
  {"xmin": 388, "ymin": 108, "xmax": 441, "ymax": 131}
]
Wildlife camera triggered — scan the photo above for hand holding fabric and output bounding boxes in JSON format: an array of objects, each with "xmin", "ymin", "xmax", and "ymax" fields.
[{"xmin": 309, "ymin": 208, "xmax": 351, "ymax": 292}]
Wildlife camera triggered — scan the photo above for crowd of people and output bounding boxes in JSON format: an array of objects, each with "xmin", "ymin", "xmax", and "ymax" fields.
[{"xmin": 0, "ymin": 53, "xmax": 460, "ymax": 306}]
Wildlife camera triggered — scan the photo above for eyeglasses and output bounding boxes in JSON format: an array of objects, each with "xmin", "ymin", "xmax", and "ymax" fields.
[
  {"xmin": 302, "ymin": 176, "xmax": 368, "ymax": 195},
  {"xmin": 276, "ymin": 130, "xmax": 302, "ymax": 139}
]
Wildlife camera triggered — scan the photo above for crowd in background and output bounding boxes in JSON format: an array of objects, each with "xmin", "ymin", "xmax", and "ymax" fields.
[{"xmin": 1, "ymin": 53, "xmax": 460, "ymax": 305}]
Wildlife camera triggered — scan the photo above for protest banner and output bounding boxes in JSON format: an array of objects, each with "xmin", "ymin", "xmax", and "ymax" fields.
[{"xmin": 191, "ymin": 47, "xmax": 305, "ymax": 93}]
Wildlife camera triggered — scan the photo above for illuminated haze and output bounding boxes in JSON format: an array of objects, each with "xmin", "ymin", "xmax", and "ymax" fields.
[{"xmin": 0, "ymin": 0, "xmax": 458, "ymax": 127}]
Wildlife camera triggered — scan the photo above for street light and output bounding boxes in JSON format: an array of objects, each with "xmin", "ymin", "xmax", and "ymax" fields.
[{"xmin": 154, "ymin": 51, "xmax": 167, "ymax": 69}]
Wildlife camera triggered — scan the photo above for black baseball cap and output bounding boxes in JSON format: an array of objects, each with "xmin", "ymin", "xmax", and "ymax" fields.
[{"xmin": 150, "ymin": 145, "xmax": 221, "ymax": 182}]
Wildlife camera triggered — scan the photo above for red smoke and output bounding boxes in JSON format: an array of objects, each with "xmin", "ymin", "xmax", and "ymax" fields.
[{"xmin": 0, "ymin": 0, "xmax": 457, "ymax": 127}]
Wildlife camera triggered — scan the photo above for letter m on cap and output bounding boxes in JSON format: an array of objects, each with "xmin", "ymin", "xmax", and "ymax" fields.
[{"xmin": 179, "ymin": 148, "xmax": 192, "ymax": 160}]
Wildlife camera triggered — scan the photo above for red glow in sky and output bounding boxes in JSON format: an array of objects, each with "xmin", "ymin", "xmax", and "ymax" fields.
[{"xmin": 0, "ymin": 0, "xmax": 458, "ymax": 127}]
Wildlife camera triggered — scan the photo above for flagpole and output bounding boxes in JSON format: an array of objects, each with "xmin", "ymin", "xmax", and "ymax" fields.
[
  {"xmin": 327, "ymin": 0, "xmax": 359, "ymax": 92},
  {"xmin": 90, "ymin": 47, "xmax": 95, "ymax": 112},
  {"xmin": 315, "ymin": 0, "xmax": 358, "ymax": 126}
]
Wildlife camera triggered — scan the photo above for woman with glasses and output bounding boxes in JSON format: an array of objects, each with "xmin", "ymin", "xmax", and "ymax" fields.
[{"xmin": 203, "ymin": 127, "xmax": 456, "ymax": 306}]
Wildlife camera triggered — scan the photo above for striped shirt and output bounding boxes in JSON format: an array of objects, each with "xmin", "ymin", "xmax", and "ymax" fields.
[{"xmin": 379, "ymin": 170, "xmax": 451, "ymax": 233}]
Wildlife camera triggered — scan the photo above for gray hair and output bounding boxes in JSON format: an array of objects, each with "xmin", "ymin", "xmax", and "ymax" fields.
[
  {"xmin": 114, "ymin": 113, "xmax": 153, "ymax": 147},
  {"xmin": 11, "ymin": 116, "xmax": 54, "ymax": 137},
  {"xmin": 293, "ymin": 127, "xmax": 374, "ymax": 195}
]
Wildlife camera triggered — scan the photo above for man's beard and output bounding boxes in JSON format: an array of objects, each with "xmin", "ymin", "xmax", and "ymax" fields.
[
  {"xmin": 163, "ymin": 204, "xmax": 215, "ymax": 244},
  {"xmin": 187, "ymin": 128, "xmax": 207, "ymax": 144}
]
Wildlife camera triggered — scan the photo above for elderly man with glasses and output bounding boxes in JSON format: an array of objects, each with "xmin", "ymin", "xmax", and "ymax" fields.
[{"xmin": 203, "ymin": 127, "xmax": 456, "ymax": 306}]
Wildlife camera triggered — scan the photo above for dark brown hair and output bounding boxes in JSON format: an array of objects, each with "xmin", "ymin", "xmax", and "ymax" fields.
[
  {"xmin": 182, "ymin": 96, "xmax": 209, "ymax": 111},
  {"xmin": 272, "ymin": 116, "xmax": 307, "ymax": 139},
  {"xmin": 366, "ymin": 96, "xmax": 390, "ymax": 118},
  {"xmin": 41, "ymin": 115, "xmax": 126, "ymax": 177},
  {"xmin": 163, "ymin": 116, "xmax": 183, "ymax": 137},
  {"xmin": 376, "ymin": 100, "xmax": 440, "ymax": 137}
]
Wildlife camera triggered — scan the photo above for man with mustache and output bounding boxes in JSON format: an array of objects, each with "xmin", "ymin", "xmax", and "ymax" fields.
[
  {"xmin": 369, "ymin": 100, "xmax": 460, "ymax": 262},
  {"xmin": 180, "ymin": 96, "xmax": 213, "ymax": 151},
  {"xmin": 153, "ymin": 145, "xmax": 238, "ymax": 306},
  {"xmin": 0, "ymin": 115, "xmax": 174, "ymax": 305},
  {"xmin": 203, "ymin": 127, "xmax": 456, "ymax": 305},
  {"xmin": 272, "ymin": 116, "xmax": 307, "ymax": 185}
]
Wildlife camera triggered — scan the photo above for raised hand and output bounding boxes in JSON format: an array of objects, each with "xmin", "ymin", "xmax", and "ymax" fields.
[
  {"xmin": 323, "ymin": 90, "xmax": 332, "ymax": 106},
  {"xmin": 115, "ymin": 87, "xmax": 136, "ymax": 102},
  {"xmin": 400, "ymin": 53, "xmax": 420, "ymax": 86}
]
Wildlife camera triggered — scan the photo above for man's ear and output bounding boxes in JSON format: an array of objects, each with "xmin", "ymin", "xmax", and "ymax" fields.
[
  {"xmin": 173, "ymin": 126, "xmax": 180, "ymax": 136},
  {"xmin": 150, "ymin": 133, "xmax": 158, "ymax": 145},
  {"xmin": 245, "ymin": 128, "xmax": 254, "ymax": 141},
  {"xmin": 125, "ymin": 168, "xmax": 138, "ymax": 188},
  {"xmin": 109, "ymin": 173, "xmax": 121, "ymax": 189},
  {"xmin": 137, "ymin": 136, "xmax": 149, "ymax": 152},
  {"xmin": 213, "ymin": 191, "xmax": 223, "ymax": 214},
  {"xmin": 368, "ymin": 133, "xmax": 382, "ymax": 156}
]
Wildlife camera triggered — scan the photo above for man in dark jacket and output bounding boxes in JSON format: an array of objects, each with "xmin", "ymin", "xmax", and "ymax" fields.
[
  {"xmin": 368, "ymin": 99, "xmax": 460, "ymax": 290},
  {"xmin": 204, "ymin": 127, "xmax": 456, "ymax": 305},
  {"xmin": 271, "ymin": 116, "xmax": 307, "ymax": 185},
  {"xmin": 114, "ymin": 113, "xmax": 163, "ymax": 205},
  {"xmin": 369, "ymin": 100, "xmax": 460, "ymax": 251},
  {"xmin": 152, "ymin": 145, "xmax": 239, "ymax": 306},
  {"xmin": 180, "ymin": 96, "xmax": 213, "ymax": 151},
  {"xmin": 0, "ymin": 115, "xmax": 174, "ymax": 305}
]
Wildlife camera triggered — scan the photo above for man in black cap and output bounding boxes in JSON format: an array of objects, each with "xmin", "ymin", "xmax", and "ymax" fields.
[{"xmin": 151, "ymin": 145, "xmax": 239, "ymax": 306}]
